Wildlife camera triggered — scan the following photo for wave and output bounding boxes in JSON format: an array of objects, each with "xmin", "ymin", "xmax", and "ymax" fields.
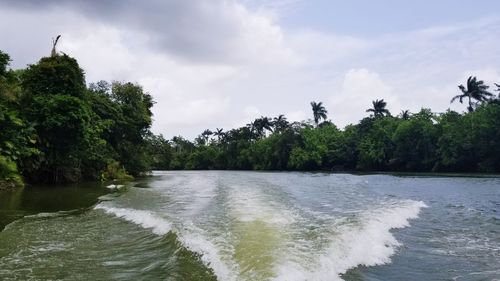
[
  {"xmin": 95, "ymin": 204, "xmax": 236, "ymax": 280},
  {"xmin": 95, "ymin": 196, "xmax": 427, "ymax": 281},
  {"xmin": 275, "ymin": 200, "xmax": 428, "ymax": 281},
  {"xmin": 2, "ymin": 209, "xmax": 89, "ymax": 232},
  {"xmin": 95, "ymin": 205, "xmax": 172, "ymax": 236},
  {"xmin": 179, "ymin": 225, "xmax": 238, "ymax": 281}
]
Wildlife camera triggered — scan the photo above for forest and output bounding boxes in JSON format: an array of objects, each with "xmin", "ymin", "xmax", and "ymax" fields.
[
  {"xmin": 1, "ymin": 50, "xmax": 499, "ymax": 188},
  {"xmin": 149, "ymin": 79, "xmax": 500, "ymax": 174},
  {"xmin": 0, "ymin": 50, "xmax": 154, "ymax": 187}
]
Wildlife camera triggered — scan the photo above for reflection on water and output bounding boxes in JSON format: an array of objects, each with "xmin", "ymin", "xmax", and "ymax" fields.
[{"xmin": 0, "ymin": 182, "xmax": 109, "ymax": 230}]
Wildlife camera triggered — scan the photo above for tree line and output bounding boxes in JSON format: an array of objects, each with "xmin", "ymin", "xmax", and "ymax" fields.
[
  {"xmin": 148, "ymin": 78, "xmax": 500, "ymax": 173},
  {"xmin": 0, "ymin": 49, "xmax": 154, "ymax": 187},
  {"xmin": 1, "ymin": 48, "xmax": 499, "ymax": 188}
]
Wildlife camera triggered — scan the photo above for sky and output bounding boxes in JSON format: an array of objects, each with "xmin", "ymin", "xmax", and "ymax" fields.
[{"xmin": 1, "ymin": 0, "xmax": 499, "ymax": 139}]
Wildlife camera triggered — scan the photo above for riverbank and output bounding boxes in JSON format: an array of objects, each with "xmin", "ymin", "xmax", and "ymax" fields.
[{"xmin": 0, "ymin": 180, "xmax": 21, "ymax": 190}]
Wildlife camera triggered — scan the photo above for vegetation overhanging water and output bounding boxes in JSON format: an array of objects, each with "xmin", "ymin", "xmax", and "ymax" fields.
[{"xmin": 1, "ymin": 48, "xmax": 499, "ymax": 188}]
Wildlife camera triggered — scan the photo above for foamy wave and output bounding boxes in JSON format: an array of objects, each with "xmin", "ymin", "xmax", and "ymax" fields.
[
  {"xmin": 275, "ymin": 200, "xmax": 427, "ymax": 281},
  {"xmin": 96, "ymin": 189, "xmax": 427, "ymax": 281},
  {"xmin": 24, "ymin": 209, "xmax": 81, "ymax": 219},
  {"xmin": 179, "ymin": 226, "xmax": 238, "ymax": 281},
  {"xmin": 96, "ymin": 205, "xmax": 235, "ymax": 280},
  {"xmin": 95, "ymin": 205, "xmax": 172, "ymax": 235},
  {"xmin": 106, "ymin": 184, "xmax": 124, "ymax": 190},
  {"xmin": 228, "ymin": 186, "xmax": 297, "ymax": 225}
]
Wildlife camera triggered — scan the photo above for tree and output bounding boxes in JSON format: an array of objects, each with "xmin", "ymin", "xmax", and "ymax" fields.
[
  {"xmin": 451, "ymin": 76, "xmax": 493, "ymax": 112},
  {"xmin": 392, "ymin": 109, "xmax": 438, "ymax": 171},
  {"xmin": 221, "ymin": 127, "xmax": 254, "ymax": 169},
  {"xmin": 145, "ymin": 133, "xmax": 172, "ymax": 170},
  {"xmin": 0, "ymin": 51, "xmax": 36, "ymax": 188},
  {"xmin": 186, "ymin": 145, "xmax": 219, "ymax": 169},
  {"xmin": 399, "ymin": 110, "xmax": 411, "ymax": 120},
  {"xmin": 22, "ymin": 54, "xmax": 86, "ymax": 99},
  {"xmin": 6, "ymin": 44, "xmax": 500, "ymax": 183},
  {"xmin": 273, "ymin": 114, "xmax": 289, "ymax": 133},
  {"xmin": 201, "ymin": 129, "xmax": 213, "ymax": 144},
  {"xmin": 366, "ymin": 99, "xmax": 390, "ymax": 117},
  {"xmin": 251, "ymin": 116, "xmax": 273, "ymax": 138},
  {"xmin": 436, "ymin": 110, "xmax": 475, "ymax": 171},
  {"xmin": 1, "ymin": 48, "xmax": 160, "ymax": 185},
  {"xmin": 288, "ymin": 123, "xmax": 341, "ymax": 170},
  {"xmin": 21, "ymin": 53, "xmax": 92, "ymax": 183},
  {"xmin": 469, "ymin": 103, "xmax": 500, "ymax": 171},
  {"xmin": 310, "ymin": 101, "xmax": 328, "ymax": 126},
  {"xmin": 170, "ymin": 136, "xmax": 195, "ymax": 169},
  {"xmin": 214, "ymin": 128, "xmax": 225, "ymax": 143},
  {"xmin": 106, "ymin": 82, "xmax": 154, "ymax": 176},
  {"xmin": 0, "ymin": 51, "xmax": 10, "ymax": 77},
  {"xmin": 358, "ymin": 117, "xmax": 399, "ymax": 170}
]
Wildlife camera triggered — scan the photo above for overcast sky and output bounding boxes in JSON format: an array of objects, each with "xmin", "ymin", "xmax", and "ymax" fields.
[{"xmin": 1, "ymin": 0, "xmax": 499, "ymax": 139}]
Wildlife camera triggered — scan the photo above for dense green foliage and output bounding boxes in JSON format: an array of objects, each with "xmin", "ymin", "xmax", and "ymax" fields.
[
  {"xmin": 150, "ymin": 91, "xmax": 500, "ymax": 173},
  {"xmin": 0, "ymin": 50, "xmax": 154, "ymax": 186},
  {"xmin": 0, "ymin": 51, "xmax": 32, "ymax": 187},
  {"xmin": 1, "ymin": 49, "xmax": 499, "ymax": 188}
]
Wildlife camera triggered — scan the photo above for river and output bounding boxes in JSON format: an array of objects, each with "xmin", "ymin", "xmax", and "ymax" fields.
[{"xmin": 0, "ymin": 171, "xmax": 498, "ymax": 280}]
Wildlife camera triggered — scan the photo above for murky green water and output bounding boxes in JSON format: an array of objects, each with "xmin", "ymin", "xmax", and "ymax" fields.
[{"xmin": 0, "ymin": 171, "xmax": 499, "ymax": 280}]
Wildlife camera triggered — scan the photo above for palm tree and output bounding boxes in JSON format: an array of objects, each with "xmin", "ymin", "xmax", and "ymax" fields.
[
  {"xmin": 171, "ymin": 136, "xmax": 192, "ymax": 153},
  {"xmin": 366, "ymin": 99, "xmax": 390, "ymax": 117},
  {"xmin": 214, "ymin": 128, "xmax": 225, "ymax": 143},
  {"xmin": 261, "ymin": 117, "xmax": 273, "ymax": 133},
  {"xmin": 251, "ymin": 116, "xmax": 273, "ymax": 138},
  {"xmin": 451, "ymin": 76, "xmax": 493, "ymax": 112},
  {"xmin": 273, "ymin": 114, "xmax": 289, "ymax": 133},
  {"xmin": 241, "ymin": 125, "xmax": 257, "ymax": 141},
  {"xmin": 310, "ymin": 101, "xmax": 328, "ymax": 126},
  {"xmin": 201, "ymin": 129, "xmax": 212, "ymax": 144},
  {"xmin": 399, "ymin": 110, "xmax": 411, "ymax": 120}
]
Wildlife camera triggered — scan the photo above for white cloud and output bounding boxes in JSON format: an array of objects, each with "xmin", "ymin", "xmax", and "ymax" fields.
[
  {"xmin": 234, "ymin": 106, "xmax": 262, "ymax": 128},
  {"xmin": 286, "ymin": 110, "xmax": 307, "ymax": 123},
  {"xmin": 329, "ymin": 69, "xmax": 401, "ymax": 126},
  {"xmin": 1, "ymin": 1, "xmax": 499, "ymax": 139},
  {"xmin": 288, "ymin": 30, "xmax": 369, "ymax": 66}
]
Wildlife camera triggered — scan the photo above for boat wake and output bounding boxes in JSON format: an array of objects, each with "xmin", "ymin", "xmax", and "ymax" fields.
[
  {"xmin": 94, "ymin": 176, "xmax": 427, "ymax": 281},
  {"xmin": 95, "ymin": 205, "xmax": 172, "ymax": 236},
  {"xmin": 274, "ymin": 200, "xmax": 427, "ymax": 281}
]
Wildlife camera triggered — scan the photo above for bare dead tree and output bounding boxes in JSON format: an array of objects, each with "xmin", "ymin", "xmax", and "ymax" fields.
[{"xmin": 51, "ymin": 35, "xmax": 61, "ymax": 57}]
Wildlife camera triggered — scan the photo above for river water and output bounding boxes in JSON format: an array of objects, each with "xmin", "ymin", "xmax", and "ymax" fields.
[{"xmin": 0, "ymin": 171, "xmax": 498, "ymax": 280}]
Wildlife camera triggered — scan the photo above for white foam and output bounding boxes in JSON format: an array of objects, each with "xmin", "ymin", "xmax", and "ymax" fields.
[
  {"xmin": 179, "ymin": 225, "xmax": 238, "ymax": 281},
  {"xmin": 95, "ymin": 205, "xmax": 172, "ymax": 235},
  {"xmin": 96, "ymin": 181, "xmax": 427, "ymax": 281},
  {"xmin": 228, "ymin": 185, "xmax": 297, "ymax": 225},
  {"xmin": 33, "ymin": 243, "xmax": 67, "ymax": 253},
  {"xmin": 153, "ymin": 175, "xmax": 216, "ymax": 217},
  {"xmin": 106, "ymin": 184, "xmax": 124, "ymax": 189},
  {"xmin": 274, "ymin": 200, "xmax": 428, "ymax": 281},
  {"xmin": 95, "ymin": 204, "xmax": 236, "ymax": 281}
]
